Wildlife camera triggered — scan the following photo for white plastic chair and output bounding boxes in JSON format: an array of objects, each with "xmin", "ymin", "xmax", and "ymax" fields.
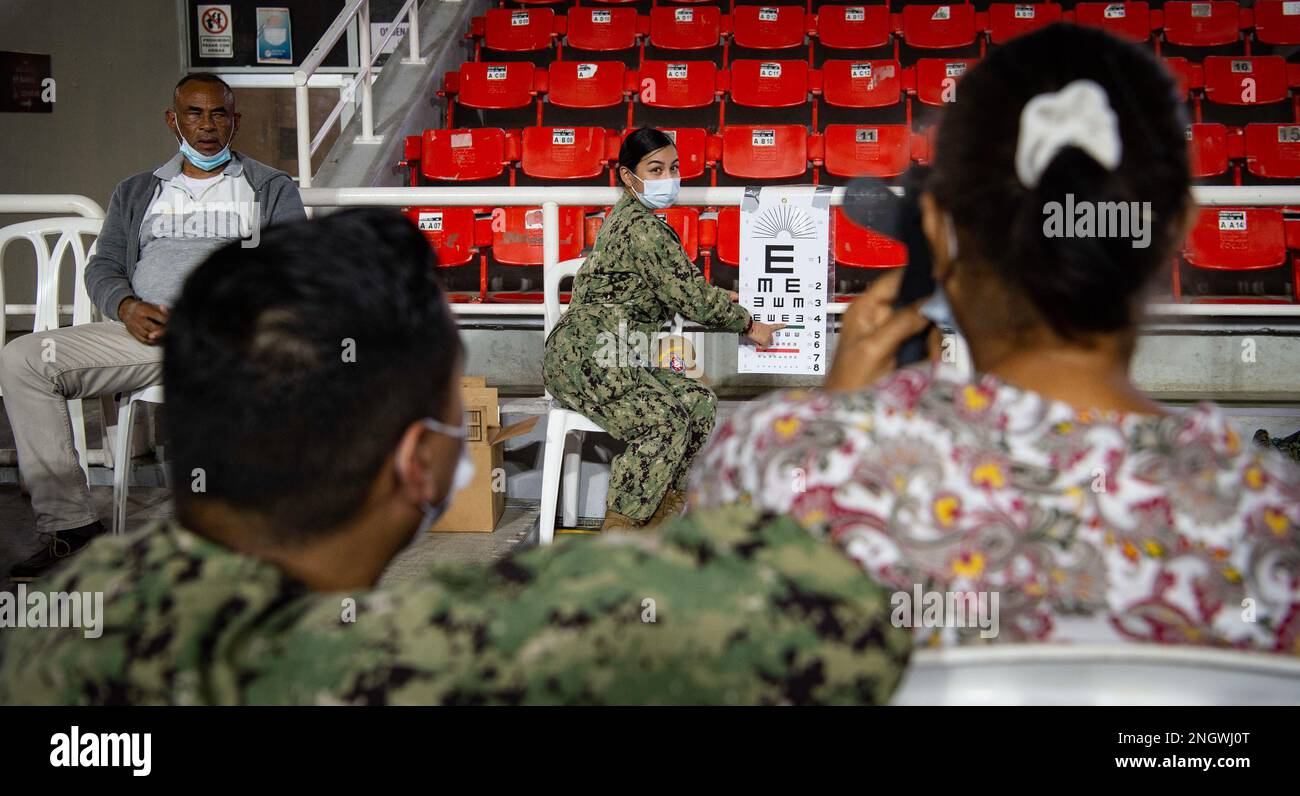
[
  {"xmin": 890, "ymin": 644, "xmax": 1300, "ymax": 706},
  {"xmin": 538, "ymin": 256, "xmax": 607, "ymax": 545},
  {"xmin": 111, "ymin": 384, "xmax": 165, "ymax": 535},
  {"xmin": 0, "ymin": 217, "xmax": 105, "ymax": 478}
]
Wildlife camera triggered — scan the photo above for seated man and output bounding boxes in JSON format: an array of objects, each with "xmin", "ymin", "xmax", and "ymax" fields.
[
  {"xmin": 0, "ymin": 209, "xmax": 910, "ymax": 705},
  {"xmin": 0, "ymin": 73, "xmax": 304, "ymax": 581}
]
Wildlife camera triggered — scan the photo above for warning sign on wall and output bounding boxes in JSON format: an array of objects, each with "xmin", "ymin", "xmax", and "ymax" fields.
[{"xmin": 197, "ymin": 5, "xmax": 234, "ymax": 59}]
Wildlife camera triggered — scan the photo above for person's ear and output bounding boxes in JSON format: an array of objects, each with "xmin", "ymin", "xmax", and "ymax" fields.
[
  {"xmin": 619, "ymin": 166, "xmax": 637, "ymax": 191},
  {"xmin": 165, "ymin": 109, "xmax": 180, "ymax": 140},
  {"xmin": 919, "ymin": 192, "xmax": 954, "ymax": 282},
  {"xmin": 392, "ymin": 420, "xmax": 438, "ymax": 506}
]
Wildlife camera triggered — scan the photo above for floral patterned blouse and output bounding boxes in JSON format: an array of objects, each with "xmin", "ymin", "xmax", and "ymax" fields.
[{"xmin": 689, "ymin": 363, "xmax": 1300, "ymax": 653}]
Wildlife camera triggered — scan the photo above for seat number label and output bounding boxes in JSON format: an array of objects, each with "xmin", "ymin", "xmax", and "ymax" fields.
[
  {"xmin": 1231, "ymin": 60, "xmax": 1253, "ymax": 73},
  {"xmin": 418, "ymin": 212, "xmax": 443, "ymax": 232},
  {"xmin": 1104, "ymin": 4, "xmax": 1126, "ymax": 19},
  {"xmin": 1218, "ymin": 211, "xmax": 1247, "ymax": 231},
  {"xmin": 666, "ymin": 63, "xmax": 688, "ymax": 79},
  {"xmin": 856, "ymin": 128, "xmax": 879, "ymax": 144},
  {"xmin": 577, "ymin": 63, "xmax": 598, "ymax": 79},
  {"xmin": 675, "ymin": 9, "xmax": 693, "ymax": 23},
  {"xmin": 511, "ymin": 11, "xmax": 529, "ymax": 26},
  {"xmin": 845, "ymin": 7, "xmax": 865, "ymax": 22},
  {"xmin": 1015, "ymin": 5, "xmax": 1035, "ymax": 19},
  {"xmin": 552, "ymin": 128, "xmax": 575, "ymax": 146},
  {"xmin": 851, "ymin": 63, "xmax": 872, "ymax": 79},
  {"xmin": 486, "ymin": 65, "xmax": 507, "ymax": 80},
  {"xmin": 759, "ymin": 7, "xmax": 779, "ymax": 22},
  {"xmin": 932, "ymin": 6, "xmax": 950, "ymax": 21},
  {"xmin": 592, "ymin": 10, "xmax": 611, "ymax": 24},
  {"xmin": 760, "ymin": 62, "xmax": 782, "ymax": 78},
  {"xmin": 1278, "ymin": 125, "xmax": 1300, "ymax": 143},
  {"xmin": 945, "ymin": 62, "xmax": 967, "ymax": 77},
  {"xmin": 752, "ymin": 129, "xmax": 776, "ymax": 146}
]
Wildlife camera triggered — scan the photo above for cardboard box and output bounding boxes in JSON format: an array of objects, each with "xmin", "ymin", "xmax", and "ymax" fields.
[{"xmin": 430, "ymin": 377, "xmax": 538, "ymax": 533}]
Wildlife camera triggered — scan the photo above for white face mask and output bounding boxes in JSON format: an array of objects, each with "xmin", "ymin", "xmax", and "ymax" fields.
[
  {"xmin": 405, "ymin": 417, "xmax": 475, "ymax": 544},
  {"xmin": 630, "ymin": 172, "xmax": 680, "ymax": 210}
]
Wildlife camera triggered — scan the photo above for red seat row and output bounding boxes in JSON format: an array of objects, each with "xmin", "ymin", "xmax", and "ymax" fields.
[
  {"xmin": 401, "ymin": 124, "xmax": 933, "ymax": 184},
  {"xmin": 468, "ymin": 3, "xmax": 1300, "ymax": 58},
  {"xmin": 1189, "ymin": 122, "xmax": 1300, "ymax": 179}
]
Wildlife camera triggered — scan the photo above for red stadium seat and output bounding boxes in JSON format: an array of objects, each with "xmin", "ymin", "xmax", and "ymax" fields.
[
  {"xmin": 718, "ymin": 125, "xmax": 810, "ymax": 180},
  {"xmin": 900, "ymin": 4, "xmax": 978, "ymax": 49},
  {"xmin": 480, "ymin": 8, "xmax": 557, "ymax": 54},
  {"xmin": 416, "ymin": 128, "xmax": 517, "ymax": 183},
  {"xmin": 833, "ymin": 208, "xmax": 907, "ymax": 270},
  {"xmin": 913, "ymin": 58, "xmax": 977, "ymax": 106},
  {"xmin": 636, "ymin": 60, "xmax": 721, "ymax": 108},
  {"xmin": 404, "ymin": 207, "xmax": 487, "ymax": 302},
  {"xmin": 1072, "ymin": 2, "xmax": 1154, "ymax": 44},
  {"xmin": 1253, "ymin": 0, "xmax": 1300, "ymax": 45},
  {"xmin": 620, "ymin": 127, "xmax": 711, "ymax": 180},
  {"xmin": 546, "ymin": 61, "xmax": 627, "ymax": 109},
  {"xmin": 1164, "ymin": 56, "xmax": 1202, "ymax": 98},
  {"xmin": 728, "ymin": 60, "xmax": 811, "ymax": 108},
  {"xmin": 648, "ymin": 6, "xmax": 723, "ymax": 51},
  {"xmin": 1244, "ymin": 123, "xmax": 1300, "ymax": 179},
  {"xmin": 731, "ymin": 6, "xmax": 809, "ymax": 51},
  {"xmin": 818, "ymin": 124, "xmax": 914, "ymax": 179},
  {"xmin": 985, "ymin": 3, "xmax": 1063, "ymax": 45},
  {"xmin": 491, "ymin": 206, "xmax": 586, "ymax": 266},
  {"xmin": 1187, "ymin": 123, "xmax": 1232, "ymax": 178},
  {"xmin": 520, "ymin": 127, "xmax": 615, "ymax": 180},
  {"xmin": 565, "ymin": 7, "xmax": 640, "ymax": 52},
  {"xmin": 715, "ymin": 206, "xmax": 740, "ymax": 266},
  {"xmin": 1184, "ymin": 207, "xmax": 1287, "ymax": 270},
  {"xmin": 653, "ymin": 207, "xmax": 701, "ymax": 261},
  {"xmin": 445, "ymin": 62, "xmax": 539, "ymax": 110},
  {"xmin": 821, "ymin": 60, "xmax": 904, "ymax": 108},
  {"xmin": 1202, "ymin": 56, "xmax": 1290, "ymax": 106},
  {"xmin": 1161, "ymin": 1, "xmax": 1241, "ymax": 47},
  {"xmin": 815, "ymin": 5, "xmax": 892, "ymax": 50}
]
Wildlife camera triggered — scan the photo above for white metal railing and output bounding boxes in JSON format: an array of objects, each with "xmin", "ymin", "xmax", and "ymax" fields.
[
  {"xmin": 294, "ymin": 0, "xmax": 425, "ymax": 190},
  {"xmin": 0, "ymin": 194, "xmax": 105, "ymax": 219},
  {"xmin": 298, "ymin": 185, "xmax": 1300, "ymax": 318}
]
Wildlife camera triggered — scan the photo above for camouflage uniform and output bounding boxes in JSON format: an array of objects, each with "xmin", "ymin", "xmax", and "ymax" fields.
[
  {"xmin": 544, "ymin": 192, "xmax": 750, "ymax": 521},
  {"xmin": 1254, "ymin": 428, "xmax": 1300, "ymax": 463},
  {"xmin": 0, "ymin": 505, "xmax": 911, "ymax": 705}
]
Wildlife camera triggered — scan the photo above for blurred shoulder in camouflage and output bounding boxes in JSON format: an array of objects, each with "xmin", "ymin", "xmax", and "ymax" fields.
[{"xmin": 0, "ymin": 504, "xmax": 911, "ymax": 705}]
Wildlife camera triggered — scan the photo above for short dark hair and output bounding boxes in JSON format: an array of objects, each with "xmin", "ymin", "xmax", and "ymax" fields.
[
  {"xmin": 929, "ymin": 24, "xmax": 1191, "ymax": 341},
  {"xmin": 618, "ymin": 127, "xmax": 675, "ymax": 174},
  {"xmin": 174, "ymin": 73, "xmax": 233, "ymax": 104},
  {"xmin": 164, "ymin": 209, "xmax": 461, "ymax": 542}
]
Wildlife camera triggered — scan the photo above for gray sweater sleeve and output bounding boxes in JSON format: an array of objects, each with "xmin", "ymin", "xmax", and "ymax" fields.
[
  {"xmin": 83, "ymin": 183, "xmax": 137, "ymax": 322},
  {"xmin": 264, "ymin": 174, "xmax": 306, "ymax": 225}
]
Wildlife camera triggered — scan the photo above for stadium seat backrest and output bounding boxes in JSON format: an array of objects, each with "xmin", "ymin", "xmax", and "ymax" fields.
[
  {"xmin": 1162, "ymin": 1, "xmax": 1241, "ymax": 47},
  {"xmin": 1184, "ymin": 207, "xmax": 1287, "ymax": 269},
  {"xmin": 405, "ymin": 207, "xmax": 478, "ymax": 267},
  {"xmin": 719, "ymin": 125, "xmax": 809, "ymax": 179},
  {"xmin": 986, "ymin": 3, "xmax": 1063, "ymax": 45},
  {"xmin": 484, "ymin": 8, "xmax": 556, "ymax": 53},
  {"xmin": 521, "ymin": 126, "xmax": 613, "ymax": 180},
  {"xmin": 456, "ymin": 62, "xmax": 538, "ymax": 109},
  {"xmin": 901, "ymin": 4, "xmax": 978, "ymax": 49},
  {"xmin": 833, "ymin": 208, "xmax": 907, "ymax": 269},
  {"xmin": 1164, "ymin": 56, "xmax": 1201, "ymax": 99},
  {"xmin": 1202, "ymin": 56, "xmax": 1290, "ymax": 106},
  {"xmin": 566, "ymin": 7, "xmax": 640, "ymax": 52},
  {"xmin": 816, "ymin": 5, "xmax": 892, "ymax": 50},
  {"xmin": 821, "ymin": 60, "xmax": 904, "ymax": 108},
  {"xmin": 1244, "ymin": 122, "xmax": 1300, "ymax": 179},
  {"xmin": 1253, "ymin": 0, "xmax": 1300, "ymax": 45},
  {"xmin": 1072, "ymin": 2, "xmax": 1153, "ymax": 43},
  {"xmin": 914, "ymin": 58, "xmax": 978, "ymax": 106},
  {"xmin": 637, "ymin": 60, "xmax": 719, "ymax": 108},
  {"xmin": 547, "ymin": 61, "xmax": 627, "ymax": 109},
  {"xmin": 491, "ymin": 206, "xmax": 585, "ymax": 265},
  {"xmin": 731, "ymin": 5, "xmax": 809, "ymax": 51},
  {"xmin": 631, "ymin": 127, "xmax": 711, "ymax": 180},
  {"xmin": 729, "ymin": 59, "xmax": 810, "ymax": 108},
  {"xmin": 1187, "ymin": 123, "xmax": 1231, "ymax": 178},
  {"xmin": 821, "ymin": 124, "xmax": 913, "ymax": 178},
  {"xmin": 648, "ymin": 6, "xmax": 724, "ymax": 51},
  {"xmin": 716, "ymin": 206, "xmax": 740, "ymax": 266},
  {"xmin": 422, "ymin": 128, "xmax": 513, "ymax": 182}
]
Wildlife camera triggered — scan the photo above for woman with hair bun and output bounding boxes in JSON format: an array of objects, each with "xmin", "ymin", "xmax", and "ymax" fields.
[
  {"xmin": 691, "ymin": 25, "xmax": 1300, "ymax": 652},
  {"xmin": 544, "ymin": 128, "xmax": 783, "ymax": 532}
]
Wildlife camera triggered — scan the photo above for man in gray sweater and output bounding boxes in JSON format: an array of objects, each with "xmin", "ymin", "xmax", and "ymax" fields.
[{"xmin": 0, "ymin": 73, "xmax": 305, "ymax": 581}]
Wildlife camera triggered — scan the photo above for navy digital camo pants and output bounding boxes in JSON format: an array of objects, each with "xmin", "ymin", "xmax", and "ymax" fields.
[{"xmin": 545, "ymin": 319, "xmax": 718, "ymax": 522}]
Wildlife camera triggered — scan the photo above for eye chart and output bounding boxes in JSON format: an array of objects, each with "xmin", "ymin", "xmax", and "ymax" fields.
[{"xmin": 737, "ymin": 185, "xmax": 832, "ymax": 374}]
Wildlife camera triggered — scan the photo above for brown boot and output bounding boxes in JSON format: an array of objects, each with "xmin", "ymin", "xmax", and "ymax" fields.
[
  {"xmin": 649, "ymin": 489, "xmax": 687, "ymax": 526},
  {"xmin": 600, "ymin": 510, "xmax": 645, "ymax": 532}
]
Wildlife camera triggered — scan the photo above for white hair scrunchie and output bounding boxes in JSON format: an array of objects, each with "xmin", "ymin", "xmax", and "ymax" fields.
[{"xmin": 1014, "ymin": 79, "xmax": 1122, "ymax": 189}]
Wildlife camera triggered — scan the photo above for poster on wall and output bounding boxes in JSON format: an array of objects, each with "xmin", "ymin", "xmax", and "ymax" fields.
[
  {"xmin": 0, "ymin": 51, "xmax": 53, "ymax": 113},
  {"xmin": 737, "ymin": 185, "xmax": 832, "ymax": 375},
  {"xmin": 197, "ymin": 4, "xmax": 234, "ymax": 58},
  {"xmin": 256, "ymin": 7, "xmax": 293, "ymax": 64}
]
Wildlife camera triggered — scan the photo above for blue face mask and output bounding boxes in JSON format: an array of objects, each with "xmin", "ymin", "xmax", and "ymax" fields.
[
  {"xmin": 174, "ymin": 122, "xmax": 235, "ymax": 172},
  {"xmin": 921, "ymin": 213, "xmax": 964, "ymax": 337},
  {"xmin": 630, "ymin": 174, "xmax": 680, "ymax": 210}
]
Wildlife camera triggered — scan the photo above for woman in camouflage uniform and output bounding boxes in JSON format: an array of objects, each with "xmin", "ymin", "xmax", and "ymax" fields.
[{"xmin": 544, "ymin": 129, "xmax": 782, "ymax": 532}]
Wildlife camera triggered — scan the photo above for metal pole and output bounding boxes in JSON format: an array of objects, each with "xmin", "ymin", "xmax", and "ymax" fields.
[
  {"xmin": 542, "ymin": 200, "xmax": 560, "ymax": 282},
  {"xmin": 356, "ymin": 0, "xmax": 380, "ymax": 144},
  {"xmin": 404, "ymin": 0, "xmax": 426, "ymax": 65}
]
